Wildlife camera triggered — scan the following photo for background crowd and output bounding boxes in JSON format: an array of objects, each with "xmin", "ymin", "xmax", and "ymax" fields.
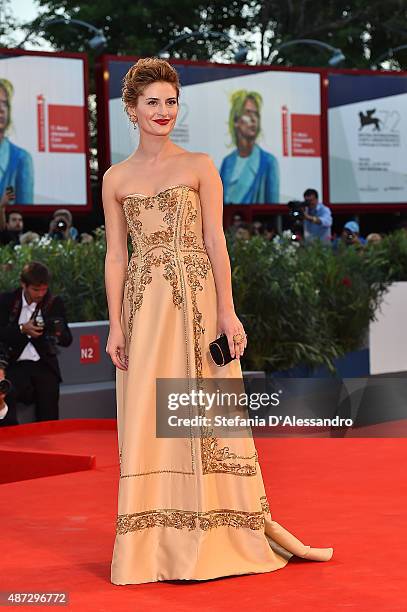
[{"xmin": 2, "ymin": 186, "xmax": 407, "ymax": 251}]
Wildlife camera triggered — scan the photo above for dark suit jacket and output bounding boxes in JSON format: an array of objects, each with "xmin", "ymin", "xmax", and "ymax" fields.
[{"xmin": 0, "ymin": 288, "xmax": 73, "ymax": 382}]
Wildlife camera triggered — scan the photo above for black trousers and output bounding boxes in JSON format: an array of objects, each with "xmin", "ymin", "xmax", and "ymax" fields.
[{"xmin": 0, "ymin": 359, "xmax": 60, "ymax": 426}]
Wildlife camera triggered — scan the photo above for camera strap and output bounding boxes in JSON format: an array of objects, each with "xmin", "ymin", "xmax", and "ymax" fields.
[
  {"xmin": 9, "ymin": 290, "xmax": 56, "ymax": 324},
  {"xmin": 30, "ymin": 301, "xmax": 42, "ymax": 322}
]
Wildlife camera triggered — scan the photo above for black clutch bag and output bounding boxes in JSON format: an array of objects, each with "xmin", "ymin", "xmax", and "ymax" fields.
[{"xmin": 209, "ymin": 333, "xmax": 234, "ymax": 367}]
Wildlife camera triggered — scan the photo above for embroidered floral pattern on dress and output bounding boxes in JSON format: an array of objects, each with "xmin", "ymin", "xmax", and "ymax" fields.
[
  {"xmin": 122, "ymin": 190, "xmax": 184, "ymax": 340},
  {"xmin": 116, "ymin": 507, "xmax": 266, "ymax": 534},
  {"xmin": 121, "ymin": 185, "xmax": 257, "ymax": 479},
  {"xmin": 183, "ymin": 252, "xmax": 211, "ymax": 380},
  {"xmin": 260, "ymin": 495, "xmax": 271, "ymax": 515}
]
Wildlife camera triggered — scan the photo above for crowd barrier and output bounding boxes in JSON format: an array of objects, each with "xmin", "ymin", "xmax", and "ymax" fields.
[{"xmin": 15, "ymin": 282, "xmax": 406, "ymax": 424}]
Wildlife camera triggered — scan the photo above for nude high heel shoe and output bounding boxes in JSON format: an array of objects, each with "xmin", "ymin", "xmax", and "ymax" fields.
[
  {"xmin": 300, "ymin": 546, "xmax": 334, "ymax": 561},
  {"xmin": 266, "ymin": 520, "xmax": 334, "ymax": 562}
]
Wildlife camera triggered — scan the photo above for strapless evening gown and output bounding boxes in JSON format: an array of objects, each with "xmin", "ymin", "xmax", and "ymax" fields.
[{"xmin": 111, "ymin": 184, "xmax": 333, "ymax": 585}]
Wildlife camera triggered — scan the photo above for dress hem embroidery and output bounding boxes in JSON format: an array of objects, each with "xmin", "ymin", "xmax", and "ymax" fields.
[{"xmin": 116, "ymin": 505, "xmax": 270, "ymax": 534}]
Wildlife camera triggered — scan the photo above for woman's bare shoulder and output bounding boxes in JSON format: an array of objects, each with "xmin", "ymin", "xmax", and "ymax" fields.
[
  {"xmin": 182, "ymin": 150, "xmax": 212, "ymax": 161},
  {"xmin": 103, "ymin": 158, "xmax": 133, "ymax": 184},
  {"xmin": 192, "ymin": 152, "xmax": 218, "ymax": 179},
  {"xmin": 180, "ymin": 150, "xmax": 215, "ymax": 172}
]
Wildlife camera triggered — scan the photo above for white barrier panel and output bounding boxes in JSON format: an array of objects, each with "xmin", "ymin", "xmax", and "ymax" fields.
[{"xmin": 369, "ymin": 282, "xmax": 407, "ymax": 375}]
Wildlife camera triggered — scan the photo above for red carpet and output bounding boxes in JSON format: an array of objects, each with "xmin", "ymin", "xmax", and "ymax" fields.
[{"xmin": 0, "ymin": 419, "xmax": 406, "ymax": 611}]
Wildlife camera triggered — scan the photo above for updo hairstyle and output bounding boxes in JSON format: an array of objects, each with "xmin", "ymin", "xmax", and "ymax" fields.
[{"xmin": 121, "ymin": 57, "xmax": 181, "ymax": 122}]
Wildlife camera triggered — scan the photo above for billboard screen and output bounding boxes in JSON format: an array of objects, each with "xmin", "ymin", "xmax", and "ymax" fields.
[
  {"xmin": 101, "ymin": 58, "xmax": 322, "ymax": 205},
  {"xmin": 0, "ymin": 50, "xmax": 89, "ymax": 208},
  {"xmin": 328, "ymin": 73, "xmax": 407, "ymax": 204}
]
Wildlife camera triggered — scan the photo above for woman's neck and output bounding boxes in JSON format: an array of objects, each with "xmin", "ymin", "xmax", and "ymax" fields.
[{"xmin": 135, "ymin": 132, "xmax": 176, "ymax": 163}]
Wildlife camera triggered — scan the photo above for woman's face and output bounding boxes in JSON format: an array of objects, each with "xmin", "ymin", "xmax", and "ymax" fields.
[
  {"xmin": 235, "ymin": 97, "xmax": 260, "ymax": 142},
  {"xmin": 0, "ymin": 87, "xmax": 9, "ymax": 134},
  {"xmin": 128, "ymin": 81, "xmax": 178, "ymax": 136}
]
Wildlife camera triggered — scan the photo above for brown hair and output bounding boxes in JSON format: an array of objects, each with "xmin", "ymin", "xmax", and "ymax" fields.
[
  {"xmin": 6, "ymin": 209, "xmax": 22, "ymax": 221},
  {"xmin": 20, "ymin": 261, "xmax": 50, "ymax": 286},
  {"xmin": 121, "ymin": 57, "xmax": 181, "ymax": 120}
]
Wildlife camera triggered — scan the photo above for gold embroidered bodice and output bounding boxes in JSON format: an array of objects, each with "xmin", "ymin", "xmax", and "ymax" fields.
[
  {"xmin": 121, "ymin": 184, "xmax": 212, "ymax": 344},
  {"xmin": 121, "ymin": 183, "xmax": 208, "ymax": 258}
]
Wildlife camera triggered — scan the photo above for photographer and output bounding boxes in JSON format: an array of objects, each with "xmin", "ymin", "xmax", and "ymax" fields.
[
  {"xmin": 302, "ymin": 188, "xmax": 332, "ymax": 242},
  {"xmin": 0, "ymin": 191, "xmax": 24, "ymax": 246},
  {"xmin": 48, "ymin": 209, "xmax": 78, "ymax": 241},
  {"xmin": 0, "ymin": 261, "xmax": 72, "ymax": 426},
  {"xmin": 341, "ymin": 221, "xmax": 366, "ymax": 247},
  {"xmin": 333, "ymin": 220, "xmax": 366, "ymax": 251}
]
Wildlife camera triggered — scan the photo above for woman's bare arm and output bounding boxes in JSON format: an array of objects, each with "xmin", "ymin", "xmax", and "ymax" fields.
[
  {"xmin": 102, "ymin": 167, "xmax": 129, "ymax": 370},
  {"xmin": 198, "ymin": 154, "xmax": 247, "ymax": 359}
]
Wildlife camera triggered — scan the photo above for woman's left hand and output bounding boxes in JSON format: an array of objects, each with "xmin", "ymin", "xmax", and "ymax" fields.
[{"xmin": 217, "ymin": 310, "xmax": 247, "ymax": 359}]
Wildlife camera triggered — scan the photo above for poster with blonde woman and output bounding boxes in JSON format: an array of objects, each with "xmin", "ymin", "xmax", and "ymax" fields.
[
  {"xmin": 0, "ymin": 52, "xmax": 88, "ymax": 207},
  {"xmin": 0, "ymin": 79, "xmax": 34, "ymax": 204},
  {"xmin": 102, "ymin": 59, "xmax": 323, "ymax": 204},
  {"xmin": 102, "ymin": 57, "xmax": 333, "ymax": 586},
  {"xmin": 220, "ymin": 90, "xmax": 279, "ymax": 204}
]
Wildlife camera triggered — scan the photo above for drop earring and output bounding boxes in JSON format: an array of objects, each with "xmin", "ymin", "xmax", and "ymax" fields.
[{"xmin": 132, "ymin": 117, "xmax": 138, "ymax": 130}]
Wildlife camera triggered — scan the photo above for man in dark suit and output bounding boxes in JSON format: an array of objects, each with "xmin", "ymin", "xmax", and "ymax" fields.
[{"xmin": 0, "ymin": 261, "xmax": 72, "ymax": 426}]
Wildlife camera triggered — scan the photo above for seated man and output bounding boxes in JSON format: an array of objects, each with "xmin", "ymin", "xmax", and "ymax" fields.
[{"xmin": 0, "ymin": 261, "xmax": 72, "ymax": 426}]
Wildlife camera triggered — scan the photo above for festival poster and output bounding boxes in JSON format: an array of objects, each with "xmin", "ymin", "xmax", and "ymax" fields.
[
  {"xmin": 105, "ymin": 59, "xmax": 322, "ymax": 204},
  {"xmin": 0, "ymin": 52, "xmax": 88, "ymax": 206},
  {"xmin": 328, "ymin": 73, "xmax": 407, "ymax": 204}
]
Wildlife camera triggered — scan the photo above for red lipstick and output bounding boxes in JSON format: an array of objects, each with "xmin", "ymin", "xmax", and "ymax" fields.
[{"xmin": 154, "ymin": 119, "xmax": 170, "ymax": 125}]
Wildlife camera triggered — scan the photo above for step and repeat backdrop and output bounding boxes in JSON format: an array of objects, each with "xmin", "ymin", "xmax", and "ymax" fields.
[{"xmin": 0, "ymin": 49, "xmax": 89, "ymax": 210}]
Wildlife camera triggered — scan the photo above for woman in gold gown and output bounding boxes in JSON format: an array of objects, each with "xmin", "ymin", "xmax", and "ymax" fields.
[{"xmin": 102, "ymin": 57, "xmax": 333, "ymax": 586}]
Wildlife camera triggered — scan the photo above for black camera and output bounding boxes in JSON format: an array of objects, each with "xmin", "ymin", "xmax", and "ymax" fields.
[
  {"xmin": 344, "ymin": 230, "xmax": 355, "ymax": 245},
  {"xmin": 56, "ymin": 219, "xmax": 67, "ymax": 231},
  {"xmin": 51, "ymin": 217, "xmax": 68, "ymax": 240},
  {"xmin": 287, "ymin": 201, "xmax": 307, "ymax": 239},
  {"xmin": 287, "ymin": 200, "xmax": 307, "ymax": 221},
  {"xmin": 0, "ymin": 378, "xmax": 11, "ymax": 395}
]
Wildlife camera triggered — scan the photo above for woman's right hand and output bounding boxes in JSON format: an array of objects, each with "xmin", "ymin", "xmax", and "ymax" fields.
[{"xmin": 106, "ymin": 325, "xmax": 128, "ymax": 370}]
